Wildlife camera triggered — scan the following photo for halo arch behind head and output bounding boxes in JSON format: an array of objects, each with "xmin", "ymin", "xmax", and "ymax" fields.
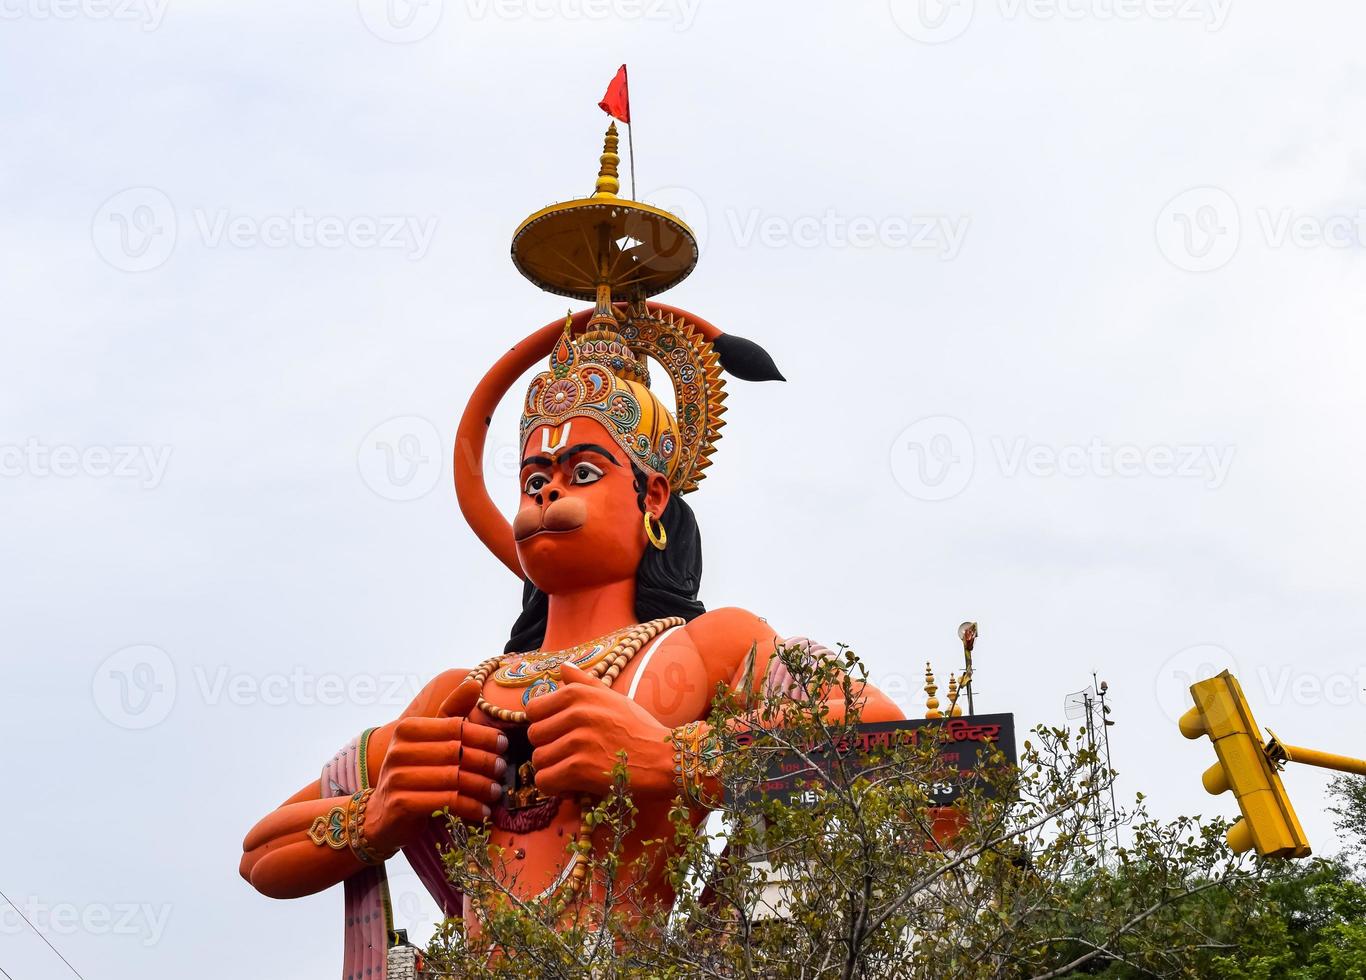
[{"xmin": 454, "ymin": 302, "xmax": 729, "ymax": 579}]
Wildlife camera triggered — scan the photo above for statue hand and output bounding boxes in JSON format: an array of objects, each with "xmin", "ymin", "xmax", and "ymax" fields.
[
  {"xmin": 367, "ymin": 678, "xmax": 507, "ymax": 853},
  {"xmin": 525, "ymin": 662, "xmax": 675, "ymax": 799}
]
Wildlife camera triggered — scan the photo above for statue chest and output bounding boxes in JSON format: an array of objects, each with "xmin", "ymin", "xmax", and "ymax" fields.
[{"xmin": 467, "ymin": 617, "xmax": 699, "ymax": 726}]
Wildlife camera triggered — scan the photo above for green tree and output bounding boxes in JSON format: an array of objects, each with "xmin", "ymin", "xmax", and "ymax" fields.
[{"xmin": 420, "ymin": 645, "xmax": 1366, "ymax": 979}]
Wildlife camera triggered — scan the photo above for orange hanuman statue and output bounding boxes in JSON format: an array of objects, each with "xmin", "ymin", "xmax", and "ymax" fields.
[{"xmin": 239, "ymin": 123, "xmax": 903, "ymax": 974}]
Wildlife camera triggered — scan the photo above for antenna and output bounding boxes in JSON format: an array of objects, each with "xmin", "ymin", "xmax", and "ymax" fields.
[
  {"xmin": 957, "ymin": 621, "xmax": 977, "ymax": 715},
  {"xmin": 1064, "ymin": 675, "xmax": 1120, "ymax": 860}
]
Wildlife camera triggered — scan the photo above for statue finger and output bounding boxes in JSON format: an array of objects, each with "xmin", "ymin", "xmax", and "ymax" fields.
[
  {"xmin": 409, "ymin": 791, "xmax": 490, "ymax": 825},
  {"xmin": 459, "ymin": 721, "xmax": 509, "ymax": 755},
  {"xmin": 522, "ymin": 683, "xmax": 581, "ymax": 723},
  {"xmin": 437, "ymin": 677, "xmax": 483, "ymax": 719},
  {"xmin": 457, "ymin": 747, "xmax": 507, "ymax": 781},
  {"xmin": 526, "ymin": 705, "xmax": 586, "ymax": 747},
  {"xmin": 394, "ymin": 767, "xmax": 502, "ymax": 803},
  {"xmin": 394, "ymin": 715, "xmax": 465, "ymax": 743},
  {"xmin": 529, "ymin": 731, "xmax": 585, "ymax": 773}
]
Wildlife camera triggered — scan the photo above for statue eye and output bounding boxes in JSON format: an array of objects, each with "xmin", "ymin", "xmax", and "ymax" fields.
[
  {"xmin": 524, "ymin": 473, "xmax": 550, "ymax": 496},
  {"xmin": 571, "ymin": 462, "xmax": 604, "ymax": 485}
]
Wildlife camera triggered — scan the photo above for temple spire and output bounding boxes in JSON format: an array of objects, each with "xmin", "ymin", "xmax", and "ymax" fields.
[
  {"xmin": 924, "ymin": 663, "xmax": 941, "ymax": 719},
  {"xmin": 593, "ymin": 123, "xmax": 621, "ymax": 199}
]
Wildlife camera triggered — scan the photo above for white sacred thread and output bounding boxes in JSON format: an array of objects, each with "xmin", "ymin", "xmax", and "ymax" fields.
[{"xmin": 626, "ymin": 624, "xmax": 684, "ymax": 701}]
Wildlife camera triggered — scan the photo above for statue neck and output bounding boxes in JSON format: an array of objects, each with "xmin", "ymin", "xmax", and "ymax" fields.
[{"xmin": 540, "ymin": 578, "xmax": 638, "ymax": 651}]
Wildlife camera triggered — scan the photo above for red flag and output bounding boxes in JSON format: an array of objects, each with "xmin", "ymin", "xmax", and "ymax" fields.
[{"xmin": 598, "ymin": 65, "xmax": 630, "ymax": 124}]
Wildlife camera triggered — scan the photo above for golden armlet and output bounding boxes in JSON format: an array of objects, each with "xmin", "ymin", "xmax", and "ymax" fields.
[
  {"xmin": 307, "ymin": 788, "xmax": 393, "ymax": 866},
  {"xmin": 670, "ymin": 721, "xmax": 723, "ymax": 806}
]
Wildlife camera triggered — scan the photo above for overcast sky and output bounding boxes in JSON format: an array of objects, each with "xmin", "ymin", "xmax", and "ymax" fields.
[{"xmin": 5, "ymin": 1, "xmax": 1366, "ymax": 977}]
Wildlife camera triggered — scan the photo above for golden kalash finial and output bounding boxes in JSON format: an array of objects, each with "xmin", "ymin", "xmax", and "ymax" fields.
[
  {"xmin": 946, "ymin": 672, "xmax": 964, "ymax": 717},
  {"xmin": 511, "ymin": 124, "xmax": 698, "ymax": 304},
  {"xmin": 924, "ymin": 663, "xmax": 942, "ymax": 719},
  {"xmin": 593, "ymin": 122, "xmax": 621, "ymax": 199}
]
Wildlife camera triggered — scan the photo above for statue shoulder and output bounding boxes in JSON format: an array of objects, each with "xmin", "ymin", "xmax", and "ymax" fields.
[
  {"xmin": 401, "ymin": 668, "xmax": 475, "ymax": 719},
  {"xmin": 681, "ymin": 607, "xmax": 779, "ymax": 693}
]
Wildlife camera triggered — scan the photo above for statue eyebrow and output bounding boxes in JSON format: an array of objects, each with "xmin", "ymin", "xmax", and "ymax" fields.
[
  {"xmin": 519, "ymin": 445, "xmax": 621, "ymax": 469},
  {"xmin": 558, "ymin": 444, "xmax": 622, "ymax": 466}
]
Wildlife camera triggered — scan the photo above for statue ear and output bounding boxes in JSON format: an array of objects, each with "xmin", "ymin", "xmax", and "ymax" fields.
[{"xmin": 643, "ymin": 471, "xmax": 671, "ymax": 520}]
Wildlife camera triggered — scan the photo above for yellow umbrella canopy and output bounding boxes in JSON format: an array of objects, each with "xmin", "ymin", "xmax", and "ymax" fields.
[{"xmin": 511, "ymin": 124, "xmax": 698, "ymax": 302}]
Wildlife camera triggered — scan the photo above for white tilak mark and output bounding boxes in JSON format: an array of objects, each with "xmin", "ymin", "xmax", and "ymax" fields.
[
  {"xmin": 627, "ymin": 625, "xmax": 684, "ymax": 701},
  {"xmin": 541, "ymin": 422, "xmax": 572, "ymax": 455}
]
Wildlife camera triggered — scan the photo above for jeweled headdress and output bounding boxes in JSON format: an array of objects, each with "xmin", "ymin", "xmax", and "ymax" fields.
[
  {"xmin": 454, "ymin": 123, "xmax": 783, "ymax": 572},
  {"xmin": 520, "ymin": 307, "xmax": 724, "ymax": 492},
  {"xmin": 512, "ymin": 124, "xmax": 728, "ymax": 493}
]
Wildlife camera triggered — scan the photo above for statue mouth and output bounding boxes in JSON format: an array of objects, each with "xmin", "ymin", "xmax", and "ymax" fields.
[
  {"xmin": 514, "ymin": 525, "xmax": 578, "ymax": 542},
  {"xmin": 513, "ymin": 499, "xmax": 587, "ymax": 541}
]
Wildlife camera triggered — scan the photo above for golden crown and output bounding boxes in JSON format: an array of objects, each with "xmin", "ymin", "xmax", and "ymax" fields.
[
  {"xmin": 520, "ymin": 307, "xmax": 725, "ymax": 493},
  {"xmin": 512, "ymin": 125, "xmax": 726, "ymax": 493}
]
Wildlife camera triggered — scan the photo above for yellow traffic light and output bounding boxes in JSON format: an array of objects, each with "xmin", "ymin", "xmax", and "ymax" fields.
[{"xmin": 1178, "ymin": 670, "xmax": 1310, "ymax": 859}]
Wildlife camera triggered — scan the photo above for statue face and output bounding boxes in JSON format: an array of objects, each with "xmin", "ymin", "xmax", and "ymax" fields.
[{"xmin": 515, "ymin": 417, "xmax": 670, "ymax": 594}]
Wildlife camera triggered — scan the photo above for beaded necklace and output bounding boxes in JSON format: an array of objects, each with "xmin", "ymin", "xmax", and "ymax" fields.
[
  {"xmin": 465, "ymin": 616, "xmax": 683, "ymax": 914},
  {"xmin": 468, "ymin": 616, "xmax": 682, "ymax": 724}
]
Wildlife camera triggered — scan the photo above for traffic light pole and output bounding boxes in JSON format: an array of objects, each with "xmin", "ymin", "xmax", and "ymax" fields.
[
  {"xmin": 1265, "ymin": 734, "xmax": 1366, "ymax": 777},
  {"xmin": 1181, "ymin": 669, "xmax": 1366, "ymax": 859}
]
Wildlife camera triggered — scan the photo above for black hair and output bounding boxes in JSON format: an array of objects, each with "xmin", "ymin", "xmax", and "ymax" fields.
[{"xmin": 503, "ymin": 463, "xmax": 706, "ymax": 653}]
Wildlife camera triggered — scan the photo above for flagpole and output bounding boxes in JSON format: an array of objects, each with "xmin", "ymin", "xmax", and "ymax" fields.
[
  {"xmin": 624, "ymin": 65, "xmax": 635, "ymax": 199},
  {"xmin": 626, "ymin": 121, "xmax": 636, "ymax": 200}
]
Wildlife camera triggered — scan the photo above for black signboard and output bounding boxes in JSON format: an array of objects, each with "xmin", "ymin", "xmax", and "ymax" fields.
[{"xmin": 728, "ymin": 713, "xmax": 1017, "ymax": 810}]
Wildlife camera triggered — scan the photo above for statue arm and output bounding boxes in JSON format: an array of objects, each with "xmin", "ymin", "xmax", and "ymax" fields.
[
  {"xmin": 669, "ymin": 611, "xmax": 906, "ymax": 808},
  {"xmin": 682, "ymin": 607, "xmax": 905, "ymax": 723},
  {"xmin": 238, "ymin": 766, "xmax": 390, "ymax": 899},
  {"xmin": 239, "ymin": 669, "xmax": 507, "ymax": 900},
  {"xmin": 521, "ymin": 611, "xmax": 905, "ymax": 809}
]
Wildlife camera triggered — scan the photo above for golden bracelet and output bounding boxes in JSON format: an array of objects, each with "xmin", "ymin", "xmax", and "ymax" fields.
[
  {"xmin": 307, "ymin": 788, "xmax": 394, "ymax": 866},
  {"xmin": 670, "ymin": 721, "xmax": 723, "ymax": 806}
]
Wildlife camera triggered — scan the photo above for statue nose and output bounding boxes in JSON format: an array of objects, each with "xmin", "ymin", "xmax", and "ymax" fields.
[{"xmin": 547, "ymin": 488, "xmax": 561, "ymax": 503}]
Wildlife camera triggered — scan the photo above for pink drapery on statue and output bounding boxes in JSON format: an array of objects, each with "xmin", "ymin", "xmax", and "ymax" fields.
[{"xmin": 321, "ymin": 730, "xmax": 464, "ymax": 979}]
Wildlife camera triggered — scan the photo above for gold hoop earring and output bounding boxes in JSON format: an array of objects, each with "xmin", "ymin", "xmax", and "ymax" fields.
[{"xmin": 644, "ymin": 511, "xmax": 668, "ymax": 551}]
